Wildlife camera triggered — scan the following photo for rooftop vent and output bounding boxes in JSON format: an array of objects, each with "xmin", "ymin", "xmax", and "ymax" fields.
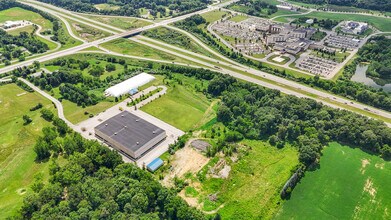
[
  {"xmin": 114, "ymin": 132, "xmax": 117, "ymax": 135},
  {"xmin": 136, "ymin": 142, "xmax": 139, "ymax": 145},
  {"xmin": 124, "ymin": 125, "xmax": 127, "ymax": 128},
  {"xmin": 105, "ymin": 124, "xmax": 108, "ymax": 126},
  {"xmin": 136, "ymin": 119, "xmax": 140, "ymax": 122},
  {"xmin": 121, "ymin": 115, "xmax": 124, "ymax": 117}
]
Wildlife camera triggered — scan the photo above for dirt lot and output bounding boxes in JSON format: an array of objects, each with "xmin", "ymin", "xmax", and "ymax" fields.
[{"xmin": 162, "ymin": 144, "xmax": 209, "ymax": 186}]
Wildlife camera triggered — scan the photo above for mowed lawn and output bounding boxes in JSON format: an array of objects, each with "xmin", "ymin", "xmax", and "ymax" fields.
[
  {"xmin": 101, "ymin": 38, "xmax": 192, "ymax": 64},
  {"xmin": 0, "ymin": 7, "xmax": 53, "ymax": 31},
  {"xmin": 276, "ymin": 142, "xmax": 391, "ymax": 219},
  {"xmin": 141, "ymin": 77, "xmax": 213, "ymax": 131},
  {"xmin": 200, "ymin": 140, "xmax": 299, "ymax": 219},
  {"xmin": 84, "ymin": 15, "xmax": 152, "ymax": 30},
  {"xmin": 0, "ymin": 84, "xmax": 54, "ymax": 218}
]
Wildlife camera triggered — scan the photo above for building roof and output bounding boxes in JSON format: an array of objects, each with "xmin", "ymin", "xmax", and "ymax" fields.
[
  {"xmin": 105, "ymin": 72, "xmax": 155, "ymax": 97},
  {"xmin": 95, "ymin": 111, "xmax": 165, "ymax": 152},
  {"xmin": 147, "ymin": 158, "xmax": 164, "ymax": 172}
]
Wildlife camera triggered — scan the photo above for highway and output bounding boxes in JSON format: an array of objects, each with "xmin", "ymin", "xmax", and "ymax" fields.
[
  {"xmin": 132, "ymin": 35, "xmax": 391, "ymax": 126},
  {"xmin": 2, "ymin": 0, "xmax": 391, "ymax": 126}
]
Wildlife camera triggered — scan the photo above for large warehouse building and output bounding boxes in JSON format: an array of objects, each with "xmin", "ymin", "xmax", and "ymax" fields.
[
  {"xmin": 104, "ymin": 73, "xmax": 155, "ymax": 97},
  {"xmin": 95, "ymin": 111, "xmax": 166, "ymax": 159}
]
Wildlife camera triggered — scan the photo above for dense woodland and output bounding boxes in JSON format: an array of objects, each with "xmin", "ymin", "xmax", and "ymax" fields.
[
  {"xmin": 37, "ymin": 0, "xmax": 211, "ymax": 17},
  {"xmin": 15, "ymin": 113, "xmax": 206, "ymax": 219},
  {"xmin": 293, "ymin": 0, "xmax": 391, "ymax": 12},
  {"xmin": 357, "ymin": 36, "xmax": 391, "ymax": 80},
  {"xmin": 12, "ymin": 56, "xmax": 145, "ymax": 107},
  {"xmin": 159, "ymin": 65, "xmax": 391, "ymax": 166},
  {"xmin": 228, "ymin": 0, "xmax": 278, "ymax": 17},
  {"xmin": 175, "ymin": 15, "xmax": 391, "ymax": 112},
  {"xmin": 0, "ymin": 30, "xmax": 48, "ymax": 64}
]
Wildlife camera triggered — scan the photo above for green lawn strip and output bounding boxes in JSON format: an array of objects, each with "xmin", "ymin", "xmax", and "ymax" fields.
[
  {"xmin": 137, "ymin": 37, "xmax": 391, "ymax": 124},
  {"xmin": 201, "ymin": 10, "xmax": 230, "ymax": 23},
  {"xmin": 228, "ymin": 15, "xmax": 248, "ymax": 22},
  {"xmin": 101, "ymin": 38, "xmax": 202, "ymax": 66},
  {"xmin": 83, "ymin": 15, "xmax": 153, "ymax": 30},
  {"xmin": 276, "ymin": 142, "xmax": 391, "ymax": 219},
  {"xmin": 0, "ymin": 84, "xmax": 56, "ymax": 218},
  {"xmin": 141, "ymin": 75, "xmax": 213, "ymax": 131},
  {"xmin": 79, "ymin": 46, "xmax": 104, "ymax": 52},
  {"xmin": 198, "ymin": 140, "xmax": 299, "ymax": 219}
]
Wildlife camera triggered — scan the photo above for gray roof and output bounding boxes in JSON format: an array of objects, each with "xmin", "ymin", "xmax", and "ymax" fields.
[{"xmin": 95, "ymin": 111, "xmax": 165, "ymax": 152}]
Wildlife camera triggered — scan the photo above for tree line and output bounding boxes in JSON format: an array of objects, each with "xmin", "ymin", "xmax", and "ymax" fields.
[
  {"xmin": 175, "ymin": 15, "xmax": 391, "ymax": 112},
  {"xmin": 357, "ymin": 36, "xmax": 391, "ymax": 79},
  {"xmin": 228, "ymin": 0, "xmax": 278, "ymax": 17},
  {"xmin": 15, "ymin": 109, "xmax": 207, "ymax": 219},
  {"xmin": 293, "ymin": 0, "xmax": 391, "ymax": 12},
  {"xmin": 37, "ymin": 0, "xmax": 211, "ymax": 18}
]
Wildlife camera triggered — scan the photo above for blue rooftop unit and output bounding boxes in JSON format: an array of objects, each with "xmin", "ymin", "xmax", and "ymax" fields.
[
  {"xmin": 129, "ymin": 88, "xmax": 138, "ymax": 95},
  {"xmin": 147, "ymin": 158, "xmax": 164, "ymax": 172}
]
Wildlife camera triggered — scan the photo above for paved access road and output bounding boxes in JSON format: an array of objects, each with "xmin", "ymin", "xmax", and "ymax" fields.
[{"xmin": 3, "ymin": 0, "xmax": 391, "ymax": 126}]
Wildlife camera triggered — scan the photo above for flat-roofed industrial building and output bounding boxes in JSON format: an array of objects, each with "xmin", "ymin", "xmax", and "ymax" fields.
[{"xmin": 95, "ymin": 111, "xmax": 166, "ymax": 159}]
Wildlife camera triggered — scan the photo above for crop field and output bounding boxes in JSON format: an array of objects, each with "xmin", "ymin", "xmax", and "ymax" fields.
[
  {"xmin": 275, "ymin": 11, "xmax": 391, "ymax": 32},
  {"xmin": 0, "ymin": 7, "xmax": 52, "ymax": 31},
  {"xmin": 276, "ymin": 142, "xmax": 391, "ymax": 219},
  {"xmin": 84, "ymin": 15, "xmax": 152, "ymax": 30},
  {"xmin": 141, "ymin": 74, "xmax": 214, "ymax": 131},
  {"xmin": 180, "ymin": 140, "xmax": 299, "ymax": 219},
  {"xmin": 0, "ymin": 84, "xmax": 55, "ymax": 218}
]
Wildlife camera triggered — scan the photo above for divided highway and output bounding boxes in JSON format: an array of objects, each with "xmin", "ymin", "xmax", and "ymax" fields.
[{"xmin": 3, "ymin": 0, "xmax": 391, "ymax": 127}]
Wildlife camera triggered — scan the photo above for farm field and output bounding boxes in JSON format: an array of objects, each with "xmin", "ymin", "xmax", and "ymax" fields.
[
  {"xmin": 83, "ymin": 15, "xmax": 153, "ymax": 30},
  {"xmin": 0, "ymin": 84, "xmax": 55, "ymax": 218},
  {"xmin": 179, "ymin": 140, "xmax": 299, "ymax": 219},
  {"xmin": 275, "ymin": 11, "xmax": 391, "ymax": 32},
  {"xmin": 276, "ymin": 142, "xmax": 391, "ymax": 219},
  {"xmin": 141, "ymin": 74, "xmax": 214, "ymax": 131}
]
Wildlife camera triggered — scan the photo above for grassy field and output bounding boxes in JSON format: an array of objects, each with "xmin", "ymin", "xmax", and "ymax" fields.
[
  {"xmin": 67, "ymin": 18, "xmax": 111, "ymax": 42},
  {"xmin": 84, "ymin": 15, "xmax": 152, "ymax": 30},
  {"xmin": 0, "ymin": 84, "xmax": 55, "ymax": 218},
  {"xmin": 101, "ymin": 38, "xmax": 195, "ymax": 64},
  {"xmin": 183, "ymin": 140, "xmax": 299, "ymax": 219},
  {"xmin": 201, "ymin": 10, "xmax": 230, "ymax": 23},
  {"xmin": 229, "ymin": 15, "xmax": 248, "ymax": 22},
  {"xmin": 94, "ymin": 3, "xmax": 120, "ymax": 11},
  {"xmin": 276, "ymin": 142, "xmax": 391, "ymax": 219},
  {"xmin": 275, "ymin": 11, "xmax": 391, "ymax": 32},
  {"xmin": 141, "ymin": 74, "xmax": 214, "ymax": 131},
  {"xmin": 0, "ymin": 7, "xmax": 52, "ymax": 31},
  {"xmin": 142, "ymin": 27, "xmax": 220, "ymax": 60}
]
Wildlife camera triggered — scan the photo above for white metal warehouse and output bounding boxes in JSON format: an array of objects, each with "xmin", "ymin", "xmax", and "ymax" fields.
[{"xmin": 104, "ymin": 72, "xmax": 155, "ymax": 97}]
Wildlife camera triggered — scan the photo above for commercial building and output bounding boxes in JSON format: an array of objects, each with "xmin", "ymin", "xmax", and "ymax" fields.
[
  {"xmin": 95, "ymin": 111, "xmax": 166, "ymax": 159},
  {"xmin": 341, "ymin": 21, "xmax": 368, "ymax": 35},
  {"xmin": 104, "ymin": 72, "xmax": 155, "ymax": 97}
]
